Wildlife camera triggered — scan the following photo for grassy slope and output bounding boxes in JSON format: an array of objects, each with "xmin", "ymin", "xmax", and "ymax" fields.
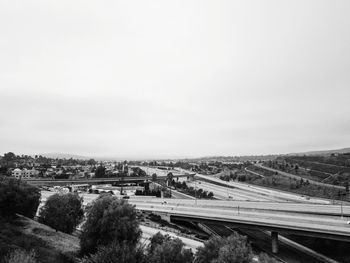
[{"xmin": 0, "ymin": 215, "xmax": 79, "ymax": 263}]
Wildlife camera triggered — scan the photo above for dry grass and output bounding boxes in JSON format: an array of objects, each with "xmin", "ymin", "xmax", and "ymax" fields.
[
  {"xmin": 0, "ymin": 215, "xmax": 79, "ymax": 263},
  {"xmin": 18, "ymin": 215, "xmax": 79, "ymax": 254}
]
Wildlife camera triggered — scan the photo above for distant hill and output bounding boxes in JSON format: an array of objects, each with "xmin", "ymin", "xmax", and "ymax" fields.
[
  {"xmin": 40, "ymin": 153, "xmax": 91, "ymax": 160},
  {"xmin": 289, "ymin": 147, "xmax": 350, "ymax": 156}
]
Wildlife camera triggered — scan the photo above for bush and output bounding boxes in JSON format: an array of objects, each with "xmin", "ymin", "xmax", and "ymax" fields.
[
  {"xmin": 147, "ymin": 232, "xmax": 171, "ymax": 254},
  {"xmin": 3, "ymin": 249, "xmax": 37, "ymax": 263},
  {"xmin": 39, "ymin": 193, "xmax": 84, "ymax": 234},
  {"xmin": 195, "ymin": 233, "xmax": 253, "ymax": 263},
  {"xmin": 146, "ymin": 232, "xmax": 193, "ymax": 263},
  {"xmin": 0, "ymin": 178, "xmax": 41, "ymax": 219},
  {"xmin": 257, "ymin": 253, "xmax": 279, "ymax": 263},
  {"xmin": 79, "ymin": 242, "xmax": 145, "ymax": 263},
  {"xmin": 80, "ymin": 195, "xmax": 141, "ymax": 256}
]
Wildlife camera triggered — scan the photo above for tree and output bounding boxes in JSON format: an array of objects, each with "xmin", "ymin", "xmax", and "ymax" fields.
[
  {"xmin": 152, "ymin": 173, "xmax": 157, "ymax": 182},
  {"xmin": 148, "ymin": 232, "xmax": 171, "ymax": 254},
  {"xmin": 167, "ymin": 172, "xmax": 174, "ymax": 186},
  {"xmin": 294, "ymin": 164, "xmax": 299, "ymax": 174},
  {"xmin": 147, "ymin": 233, "xmax": 193, "ymax": 263},
  {"xmin": 39, "ymin": 193, "xmax": 84, "ymax": 234},
  {"xmin": 0, "ymin": 178, "xmax": 41, "ymax": 219},
  {"xmin": 3, "ymin": 152, "xmax": 16, "ymax": 162},
  {"xmin": 79, "ymin": 241, "xmax": 145, "ymax": 263},
  {"xmin": 80, "ymin": 195, "xmax": 141, "ymax": 256},
  {"xmin": 87, "ymin": 159, "xmax": 97, "ymax": 166},
  {"xmin": 195, "ymin": 233, "xmax": 253, "ymax": 263},
  {"xmin": 95, "ymin": 165, "xmax": 106, "ymax": 178}
]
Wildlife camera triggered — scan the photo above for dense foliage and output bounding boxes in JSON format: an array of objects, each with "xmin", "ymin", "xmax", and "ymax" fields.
[
  {"xmin": 0, "ymin": 178, "xmax": 40, "ymax": 218},
  {"xmin": 94, "ymin": 165, "xmax": 106, "ymax": 178},
  {"xmin": 79, "ymin": 241, "xmax": 145, "ymax": 263},
  {"xmin": 171, "ymin": 181, "xmax": 214, "ymax": 199},
  {"xmin": 146, "ymin": 232, "xmax": 193, "ymax": 263},
  {"xmin": 0, "ymin": 152, "xmax": 97, "ymax": 169},
  {"xmin": 3, "ymin": 249, "xmax": 37, "ymax": 263},
  {"xmin": 39, "ymin": 193, "xmax": 84, "ymax": 234},
  {"xmin": 195, "ymin": 234, "xmax": 253, "ymax": 263},
  {"xmin": 79, "ymin": 195, "xmax": 141, "ymax": 256}
]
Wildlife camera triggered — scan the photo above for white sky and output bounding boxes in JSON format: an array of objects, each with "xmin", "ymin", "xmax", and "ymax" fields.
[{"xmin": 1, "ymin": 0, "xmax": 350, "ymax": 159}]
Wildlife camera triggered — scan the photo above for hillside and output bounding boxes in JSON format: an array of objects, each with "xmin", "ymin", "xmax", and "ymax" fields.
[
  {"xmin": 289, "ymin": 147, "xmax": 350, "ymax": 156},
  {"xmin": 0, "ymin": 215, "xmax": 79, "ymax": 263}
]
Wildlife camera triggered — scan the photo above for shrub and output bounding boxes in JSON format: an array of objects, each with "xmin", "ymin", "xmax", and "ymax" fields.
[
  {"xmin": 3, "ymin": 249, "xmax": 37, "ymax": 263},
  {"xmin": 39, "ymin": 193, "xmax": 84, "ymax": 234},
  {"xmin": 79, "ymin": 242, "xmax": 145, "ymax": 263},
  {"xmin": 195, "ymin": 233, "xmax": 253, "ymax": 263},
  {"xmin": 146, "ymin": 233, "xmax": 193, "ymax": 263},
  {"xmin": 0, "ymin": 178, "xmax": 41, "ymax": 219},
  {"xmin": 80, "ymin": 195, "xmax": 141, "ymax": 256}
]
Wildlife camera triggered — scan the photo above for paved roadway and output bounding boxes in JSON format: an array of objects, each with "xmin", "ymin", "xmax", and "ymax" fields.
[
  {"xmin": 131, "ymin": 202, "xmax": 350, "ymax": 241},
  {"xmin": 40, "ymin": 187, "xmax": 350, "ymax": 240},
  {"xmin": 194, "ymin": 173, "xmax": 331, "ymax": 204},
  {"xmin": 186, "ymin": 180, "xmax": 281, "ymax": 202},
  {"xmin": 40, "ymin": 191, "xmax": 350, "ymax": 216}
]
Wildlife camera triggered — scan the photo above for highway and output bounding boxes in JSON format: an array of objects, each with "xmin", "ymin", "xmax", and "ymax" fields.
[
  {"xmin": 40, "ymin": 191, "xmax": 350, "ymax": 216},
  {"xmin": 131, "ymin": 202, "xmax": 350, "ymax": 242},
  {"xmin": 40, "ymin": 191, "xmax": 350, "ymax": 240},
  {"xmin": 194, "ymin": 173, "xmax": 331, "ymax": 204},
  {"xmin": 186, "ymin": 180, "xmax": 280, "ymax": 202}
]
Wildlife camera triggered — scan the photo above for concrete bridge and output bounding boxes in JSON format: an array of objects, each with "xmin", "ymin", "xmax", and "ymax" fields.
[
  {"xmin": 130, "ymin": 198, "xmax": 350, "ymax": 254},
  {"xmin": 24, "ymin": 173, "xmax": 195, "ymax": 186}
]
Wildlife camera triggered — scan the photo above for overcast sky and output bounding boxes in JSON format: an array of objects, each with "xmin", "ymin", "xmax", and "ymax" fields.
[{"xmin": 1, "ymin": 1, "xmax": 350, "ymax": 159}]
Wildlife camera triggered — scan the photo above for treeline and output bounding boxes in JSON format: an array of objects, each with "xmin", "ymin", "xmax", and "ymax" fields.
[
  {"xmin": 94, "ymin": 165, "xmax": 147, "ymax": 178},
  {"xmin": 0, "ymin": 152, "xmax": 97, "ymax": 172},
  {"xmin": 171, "ymin": 181, "xmax": 214, "ymax": 199}
]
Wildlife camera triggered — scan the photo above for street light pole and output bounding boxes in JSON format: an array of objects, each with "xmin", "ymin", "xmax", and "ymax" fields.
[
  {"xmin": 341, "ymin": 195, "xmax": 344, "ymax": 219},
  {"xmin": 226, "ymin": 180, "xmax": 229, "ymax": 199},
  {"xmin": 195, "ymin": 180, "xmax": 197, "ymax": 205}
]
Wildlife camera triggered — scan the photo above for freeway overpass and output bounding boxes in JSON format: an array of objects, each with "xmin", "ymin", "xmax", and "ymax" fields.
[
  {"xmin": 24, "ymin": 173, "xmax": 195, "ymax": 186},
  {"xmin": 40, "ymin": 190, "xmax": 350, "ymax": 254},
  {"xmin": 129, "ymin": 198, "xmax": 350, "ymax": 254},
  {"xmin": 69, "ymin": 191, "xmax": 350, "ymax": 242}
]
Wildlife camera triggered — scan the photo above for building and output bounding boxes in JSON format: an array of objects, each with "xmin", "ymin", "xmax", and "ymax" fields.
[
  {"xmin": 12, "ymin": 168, "xmax": 39, "ymax": 179},
  {"xmin": 22, "ymin": 168, "xmax": 39, "ymax": 178},
  {"xmin": 12, "ymin": 168, "xmax": 22, "ymax": 179}
]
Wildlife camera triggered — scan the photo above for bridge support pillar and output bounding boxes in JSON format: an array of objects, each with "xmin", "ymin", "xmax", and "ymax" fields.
[{"xmin": 271, "ymin": 231, "xmax": 279, "ymax": 254}]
